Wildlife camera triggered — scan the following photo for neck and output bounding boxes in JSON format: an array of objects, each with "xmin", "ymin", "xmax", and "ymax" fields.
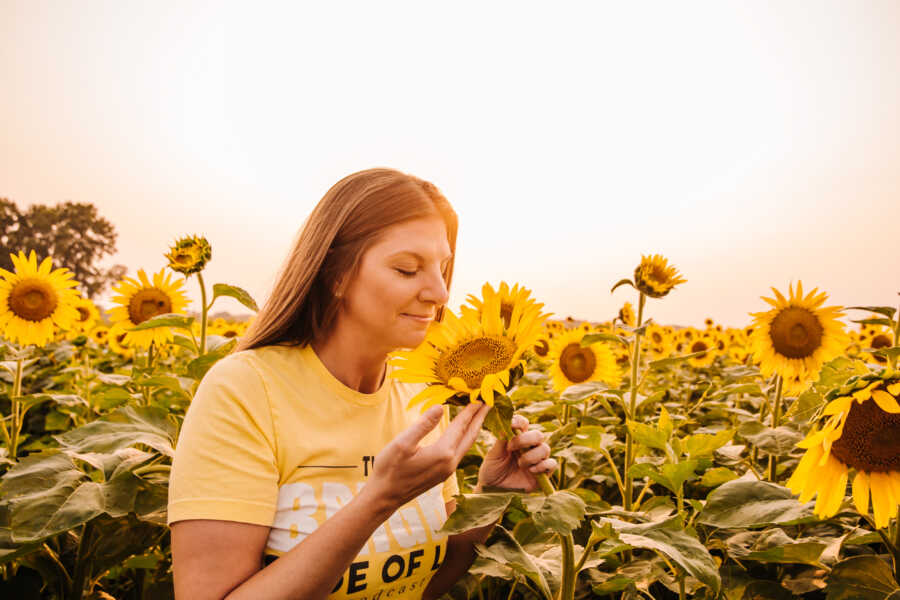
[{"xmin": 310, "ymin": 323, "xmax": 388, "ymax": 394}]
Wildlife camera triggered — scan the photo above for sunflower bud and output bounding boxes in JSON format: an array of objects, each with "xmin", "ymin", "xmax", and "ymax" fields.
[{"xmin": 165, "ymin": 235, "xmax": 212, "ymax": 275}]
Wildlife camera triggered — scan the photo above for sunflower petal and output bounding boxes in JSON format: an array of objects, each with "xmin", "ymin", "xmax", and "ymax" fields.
[{"xmin": 871, "ymin": 389, "xmax": 900, "ymax": 414}]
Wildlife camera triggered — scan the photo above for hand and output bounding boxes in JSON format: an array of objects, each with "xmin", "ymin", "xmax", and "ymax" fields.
[
  {"xmin": 476, "ymin": 414, "xmax": 557, "ymax": 493},
  {"xmin": 364, "ymin": 402, "xmax": 491, "ymax": 513}
]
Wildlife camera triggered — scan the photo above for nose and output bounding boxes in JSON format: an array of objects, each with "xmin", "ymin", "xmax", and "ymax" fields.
[{"xmin": 419, "ymin": 264, "xmax": 450, "ymax": 307}]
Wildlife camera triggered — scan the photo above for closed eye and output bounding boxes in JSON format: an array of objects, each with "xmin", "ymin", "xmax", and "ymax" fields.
[{"xmin": 395, "ymin": 268, "xmax": 417, "ymax": 277}]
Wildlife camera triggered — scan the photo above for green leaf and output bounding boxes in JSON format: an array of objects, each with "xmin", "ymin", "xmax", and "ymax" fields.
[
  {"xmin": 684, "ymin": 429, "xmax": 735, "ymax": 458},
  {"xmin": 53, "ymin": 405, "xmax": 176, "ymax": 458},
  {"xmin": 475, "ymin": 525, "xmax": 553, "ymax": 600},
  {"xmin": 649, "ymin": 351, "xmax": 707, "ymax": 369},
  {"xmin": 737, "ymin": 422, "xmax": 802, "ymax": 456},
  {"xmin": 185, "ymin": 339, "xmax": 237, "ymax": 380},
  {"xmin": 851, "ymin": 317, "xmax": 895, "ymax": 327},
  {"xmin": 726, "ymin": 528, "xmax": 826, "ymax": 567},
  {"xmin": 846, "ymin": 305, "xmax": 897, "ymax": 318},
  {"xmin": 610, "ymin": 278, "xmax": 634, "ymax": 293},
  {"xmin": 211, "ymin": 283, "xmax": 259, "ymax": 312},
  {"xmin": 559, "ymin": 381, "xmax": 609, "ymax": 404},
  {"xmin": 626, "ymin": 420, "xmax": 669, "ymax": 451},
  {"xmin": 865, "ymin": 346, "xmax": 900, "ymax": 361},
  {"xmin": 710, "ymin": 383, "xmax": 764, "ymax": 400},
  {"xmin": 442, "ymin": 492, "xmax": 520, "ymax": 535},
  {"xmin": 481, "ymin": 395, "xmax": 515, "ymax": 441},
  {"xmin": 700, "ymin": 467, "xmax": 738, "ymax": 488},
  {"xmin": 660, "ymin": 460, "xmax": 699, "ymax": 491},
  {"xmin": 573, "ymin": 425, "xmax": 617, "ymax": 452},
  {"xmin": 581, "ymin": 333, "xmax": 630, "ymax": 347},
  {"xmin": 522, "ymin": 491, "xmax": 586, "ymax": 536},
  {"xmin": 785, "ymin": 388, "xmax": 826, "ymax": 422},
  {"xmin": 601, "ymin": 515, "xmax": 721, "ymax": 594},
  {"xmin": 127, "ymin": 313, "xmax": 194, "ymax": 332},
  {"xmin": 826, "ymin": 555, "xmax": 900, "ymax": 599},
  {"xmin": 698, "ymin": 479, "xmax": 814, "ymax": 528}
]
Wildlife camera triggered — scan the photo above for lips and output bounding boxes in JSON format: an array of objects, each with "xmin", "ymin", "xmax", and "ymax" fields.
[{"xmin": 402, "ymin": 313, "xmax": 434, "ymax": 322}]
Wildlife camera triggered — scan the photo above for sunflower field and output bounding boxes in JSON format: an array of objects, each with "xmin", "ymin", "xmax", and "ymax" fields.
[{"xmin": 1, "ymin": 244, "xmax": 899, "ymax": 600}]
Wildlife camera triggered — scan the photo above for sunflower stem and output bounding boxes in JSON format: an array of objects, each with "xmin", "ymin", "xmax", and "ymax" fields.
[
  {"xmin": 623, "ymin": 292, "xmax": 646, "ymax": 512},
  {"xmin": 495, "ymin": 404, "xmax": 573, "ymax": 600},
  {"xmin": 197, "ymin": 272, "xmax": 209, "ymax": 356},
  {"xmin": 893, "ymin": 507, "xmax": 900, "ymax": 582},
  {"xmin": 6, "ymin": 357, "xmax": 25, "ymax": 461},
  {"xmin": 892, "ymin": 301, "xmax": 900, "ymax": 370},
  {"xmin": 767, "ymin": 375, "xmax": 784, "ymax": 482}
]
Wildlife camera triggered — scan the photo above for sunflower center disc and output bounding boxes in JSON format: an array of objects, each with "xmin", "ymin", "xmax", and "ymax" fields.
[
  {"xmin": 534, "ymin": 339, "xmax": 549, "ymax": 357},
  {"xmin": 77, "ymin": 307, "xmax": 91, "ymax": 322},
  {"xmin": 9, "ymin": 278, "xmax": 59, "ymax": 322},
  {"xmin": 559, "ymin": 343, "xmax": 596, "ymax": 383},
  {"xmin": 437, "ymin": 336, "xmax": 516, "ymax": 389},
  {"xmin": 691, "ymin": 340, "xmax": 709, "ymax": 356},
  {"xmin": 831, "ymin": 394, "xmax": 900, "ymax": 473},
  {"xmin": 769, "ymin": 307, "xmax": 823, "ymax": 359},
  {"xmin": 128, "ymin": 289, "xmax": 172, "ymax": 324},
  {"xmin": 174, "ymin": 252, "xmax": 194, "ymax": 265}
]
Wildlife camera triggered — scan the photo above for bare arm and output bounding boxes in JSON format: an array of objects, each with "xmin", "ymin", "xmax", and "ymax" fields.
[
  {"xmin": 171, "ymin": 403, "xmax": 490, "ymax": 600},
  {"xmin": 172, "ymin": 485, "xmax": 394, "ymax": 600}
]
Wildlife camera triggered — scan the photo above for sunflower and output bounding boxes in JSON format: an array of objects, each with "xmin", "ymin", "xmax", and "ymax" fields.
[
  {"xmin": 787, "ymin": 370, "xmax": 900, "ymax": 529},
  {"xmin": 644, "ymin": 323, "xmax": 673, "ymax": 359},
  {"xmin": 164, "ymin": 234, "xmax": 211, "ymax": 275},
  {"xmin": 109, "ymin": 268, "xmax": 189, "ymax": 349},
  {"xmin": 547, "ymin": 328, "xmax": 621, "ymax": 392},
  {"xmin": 618, "ymin": 301, "xmax": 636, "ymax": 327},
  {"xmin": 107, "ymin": 325, "xmax": 135, "ymax": 359},
  {"xmin": 687, "ymin": 335, "xmax": 718, "ymax": 368},
  {"xmin": 89, "ymin": 325, "xmax": 110, "ymax": 345},
  {"xmin": 633, "ymin": 254, "xmax": 687, "ymax": 299},
  {"xmin": 68, "ymin": 296, "xmax": 101, "ymax": 335},
  {"xmin": 391, "ymin": 285, "xmax": 546, "ymax": 410},
  {"xmin": 533, "ymin": 336, "xmax": 550, "ymax": 357},
  {"xmin": 0, "ymin": 250, "xmax": 81, "ymax": 347},
  {"xmin": 866, "ymin": 331, "xmax": 893, "ymax": 365},
  {"xmin": 749, "ymin": 282, "xmax": 848, "ymax": 395}
]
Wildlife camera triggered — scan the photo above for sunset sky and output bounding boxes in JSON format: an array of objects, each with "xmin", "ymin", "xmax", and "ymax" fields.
[{"xmin": 2, "ymin": 1, "xmax": 898, "ymax": 328}]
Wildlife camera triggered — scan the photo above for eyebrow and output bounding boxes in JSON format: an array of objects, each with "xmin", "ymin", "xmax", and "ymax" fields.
[{"xmin": 389, "ymin": 251, "xmax": 453, "ymax": 265}]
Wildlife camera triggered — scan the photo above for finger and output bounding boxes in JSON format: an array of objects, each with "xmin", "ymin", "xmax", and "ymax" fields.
[
  {"xmin": 528, "ymin": 458, "xmax": 558, "ymax": 474},
  {"xmin": 517, "ymin": 443, "xmax": 551, "ymax": 468},
  {"xmin": 393, "ymin": 405, "xmax": 444, "ymax": 450},
  {"xmin": 511, "ymin": 414, "xmax": 529, "ymax": 432},
  {"xmin": 451, "ymin": 403, "xmax": 491, "ymax": 460},
  {"xmin": 507, "ymin": 430, "xmax": 543, "ymax": 452},
  {"xmin": 440, "ymin": 402, "xmax": 486, "ymax": 448}
]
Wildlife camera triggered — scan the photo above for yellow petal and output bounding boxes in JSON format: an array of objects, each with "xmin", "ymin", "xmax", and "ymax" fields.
[
  {"xmin": 871, "ymin": 389, "xmax": 900, "ymax": 414},
  {"xmin": 870, "ymin": 472, "xmax": 892, "ymax": 530},
  {"xmin": 852, "ymin": 471, "xmax": 870, "ymax": 517}
]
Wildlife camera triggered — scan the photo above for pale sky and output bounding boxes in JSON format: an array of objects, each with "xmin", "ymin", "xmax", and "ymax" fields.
[{"xmin": 2, "ymin": 1, "xmax": 898, "ymax": 328}]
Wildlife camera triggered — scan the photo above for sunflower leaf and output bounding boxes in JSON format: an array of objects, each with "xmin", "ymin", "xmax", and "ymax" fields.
[
  {"xmin": 211, "ymin": 283, "xmax": 259, "ymax": 312},
  {"xmin": 127, "ymin": 313, "xmax": 194, "ymax": 332},
  {"xmin": 610, "ymin": 278, "xmax": 635, "ymax": 294},
  {"xmin": 185, "ymin": 339, "xmax": 237, "ymax": 380},
  {"xmin": 850, "ymin": 317, "xmax": 894, "ymax": 327},
  {"xmin": 826, "ymin": 555, "xmax": 900, "ymax": 599},
  {"xmin": 581, "ymin": 333, "xmax": 630, "ymax": 347},
  {"xmin": 864, "ymin": 346, "xmax": 900, "ymax": 361},
  {"xmin": 698, "ymin": 479, "xmax": 815, "ymax": 528},
  {"xmin": 559, "ymin": 381, "xmax": 608, "ymax": 404},
  {"xmin": 648, "ymin": 351, "xmax": 707, "ymax": 370},
  {"xmin": 845, "ymin": 305, "xmax": 897, "ymax": 318}
]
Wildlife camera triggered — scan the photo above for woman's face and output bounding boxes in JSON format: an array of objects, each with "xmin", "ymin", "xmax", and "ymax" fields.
[{"xmin": 336, "ymin": 215, "xmax": 452, "ymax": 354}]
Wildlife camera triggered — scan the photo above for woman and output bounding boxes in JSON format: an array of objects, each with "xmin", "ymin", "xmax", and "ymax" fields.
[{"xmin": 168, "ymin": 168, "xmax": 557, "ymax": 600}]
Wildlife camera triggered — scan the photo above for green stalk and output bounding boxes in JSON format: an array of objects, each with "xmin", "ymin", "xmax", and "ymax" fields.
[
  {"xmin": 198, "ymin": 272, "xmax": 209, "ymax": 355},
  {"xmin": 7, "ymin": 357, "xmax": 25, "ymax": 460},
  {"xmin": 767, "ymin": 375, "xmax": 784, "ymax": 482},
  {"xmin": 496, "ymin": 415, "xmax": 574, "ymax": 600},
  {"xmin": 893, "ymin": 506, "xmax": 900, "ymax": 583},
  {"xmin": 70, "ymin": 520, "xmax": 95, "ymax": 600},
  {"xmin": 558, "ymin": 404, "xmax": 569, "ymax": 489},
  {"xmin": 623, "ymin": 293, "xmax": 646, "ymax": 512},
  {"xmin": 892, "ymin": 301, "xmax": 900, "ymax": 370}
]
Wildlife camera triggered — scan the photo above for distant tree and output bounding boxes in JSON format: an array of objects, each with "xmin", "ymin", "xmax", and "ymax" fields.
[{"xmin": 0, "ymin": 198, "xmax": 127, "ymax": 299}]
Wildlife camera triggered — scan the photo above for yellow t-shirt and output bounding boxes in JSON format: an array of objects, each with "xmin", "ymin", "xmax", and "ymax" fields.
[{"xmin": 168, "ymin": 344, "xmax": 460, "ymax": 600}]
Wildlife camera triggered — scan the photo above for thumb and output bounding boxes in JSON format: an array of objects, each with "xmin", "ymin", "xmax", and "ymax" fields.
[{"xmin": 395, "ymin": 405, "xmax": 444, "ymax": 449}]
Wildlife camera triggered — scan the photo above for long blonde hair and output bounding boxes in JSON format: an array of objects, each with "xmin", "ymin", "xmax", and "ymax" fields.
[{"xmin": 236, "ymin": 168, "xmax": 458, "ymax": 351}]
